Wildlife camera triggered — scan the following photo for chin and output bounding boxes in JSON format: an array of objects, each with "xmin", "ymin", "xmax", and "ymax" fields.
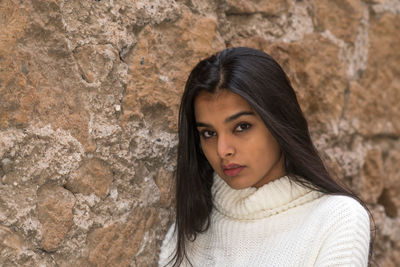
[{"xmin": 224, "ymin": 178, "xmax": 252, "ymax": 190}]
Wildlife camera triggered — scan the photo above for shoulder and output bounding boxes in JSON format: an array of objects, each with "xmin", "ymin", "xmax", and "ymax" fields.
[
  {"xmin": 311, "ymin": 195, "xmax": 371, "ymax": 266},
  {"xmin": 317, "ymin": 194, "xmax": 370, "ymax": 222},
  {"xmin": 312, "ymin": 194, "xmax": 370, "ymax": 242}
]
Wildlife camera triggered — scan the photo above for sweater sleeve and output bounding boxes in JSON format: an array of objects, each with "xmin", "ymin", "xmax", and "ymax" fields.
[
  {"xmin": 314, "ymin": 197, "xmax": 371, "ymax": 267},
  {"xmin": 158, "ymin": 222, "xmax": 177, "ymax": 267}
]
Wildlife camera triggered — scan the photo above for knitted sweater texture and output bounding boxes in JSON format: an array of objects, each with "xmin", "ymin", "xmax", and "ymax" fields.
[{"xmin": 159, "ymin": 175, "xmax": 370, "ymax": 267}]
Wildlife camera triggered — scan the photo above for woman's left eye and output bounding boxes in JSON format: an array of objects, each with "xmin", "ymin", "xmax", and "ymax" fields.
[{"xmin": 235, "ymin": 123, "xmax": 252, "ymax": 132}]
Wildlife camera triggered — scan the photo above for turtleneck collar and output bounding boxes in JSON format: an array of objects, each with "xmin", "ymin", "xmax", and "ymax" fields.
[{"xmin": 212, "ymin": 173, "xmax": 323, "ymax": 220}]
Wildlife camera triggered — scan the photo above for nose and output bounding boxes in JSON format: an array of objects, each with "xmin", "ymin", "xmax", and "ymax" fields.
[{"xmin": 217, "ymin": 134, "xmax": 235, "ymax": 159}]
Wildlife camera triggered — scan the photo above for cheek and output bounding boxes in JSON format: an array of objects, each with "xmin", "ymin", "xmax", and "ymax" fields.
[
  {"xmin": 252, "ymin": 131, "xmax": 281, "ymax": 160},
  {"xmin": 265, "ymin": 137, "xmax": 282, "ymax": 162},
  {"xmin": 200, "ymin": 141, "xmax": 218, "ymax": 164}
]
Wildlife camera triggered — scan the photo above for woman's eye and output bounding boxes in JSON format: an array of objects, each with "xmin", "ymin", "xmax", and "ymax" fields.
[
  {"xmin": 235, "ymin": 123, "xmax": 252, "ymax": 132},
  {"xmin": 201, "ymin": 130, "xmax": 216, "ymax": 139}
]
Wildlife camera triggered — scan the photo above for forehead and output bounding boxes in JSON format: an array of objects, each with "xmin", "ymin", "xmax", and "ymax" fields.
[{"xmin": 194, "ymin": 90, "xmax": 253, "ymax": 121}]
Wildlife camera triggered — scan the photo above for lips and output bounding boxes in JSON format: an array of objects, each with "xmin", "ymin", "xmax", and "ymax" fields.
[{"xmin": 222, "ymin": 163, "xmax": 244, "ymax": 177}]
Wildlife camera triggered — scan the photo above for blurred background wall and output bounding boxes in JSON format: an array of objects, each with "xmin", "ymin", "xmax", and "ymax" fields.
[{"xmin": 0, "ymin": 0, "xmax": 399, "ymax": 266}]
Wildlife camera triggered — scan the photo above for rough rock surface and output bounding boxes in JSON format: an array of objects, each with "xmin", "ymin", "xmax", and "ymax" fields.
[
  {"xmin": 65, "ymin": 158, "xmax": 113, "ymax": 199},
  {"xmin": 0, "ymin": 0, "xmax": 399, "ymax": 266},
  {"xmin": 37, "ymin": 183, "xmax": 76, "ymax": 252}
]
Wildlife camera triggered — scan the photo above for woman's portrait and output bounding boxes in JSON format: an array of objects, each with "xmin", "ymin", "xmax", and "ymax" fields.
[
  {"xmin": 0, "ymin": 0, "xmax": 399, "ymax": 266},
  {"xmin": 158, "ymin": 47, "xmax": 372, "ymax": 266}
]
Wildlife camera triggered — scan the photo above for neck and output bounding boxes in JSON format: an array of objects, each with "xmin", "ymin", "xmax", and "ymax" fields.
[{"xmin": 212, "ymin": 173, "xmax": 323, "ymax": 220}]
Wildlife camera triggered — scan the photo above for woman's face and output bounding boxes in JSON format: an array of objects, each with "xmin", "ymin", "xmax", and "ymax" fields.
[{"xmin": 194, "ymin": 90, "xmax": 286, "ymax": 189}]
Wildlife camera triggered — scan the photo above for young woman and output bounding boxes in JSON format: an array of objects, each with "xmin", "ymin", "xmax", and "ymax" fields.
[{"xmin": 158, "ymin": 47, "xmax": 372, "ymax": 266}]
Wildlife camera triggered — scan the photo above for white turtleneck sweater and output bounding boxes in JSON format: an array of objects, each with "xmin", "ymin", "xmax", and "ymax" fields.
[{"xmin": 158, "ymin": 175, "xmax": 370, "ymax": 267}]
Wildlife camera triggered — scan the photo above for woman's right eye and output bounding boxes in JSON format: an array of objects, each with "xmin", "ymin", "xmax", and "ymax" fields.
[{"xmin": 200, "ymin": 130, "xmax": 216, "ymax": 139}]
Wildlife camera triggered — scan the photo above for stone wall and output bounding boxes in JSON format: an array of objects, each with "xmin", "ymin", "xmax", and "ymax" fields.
[{"xmin": 0, "ymin": 0, "xmax": 399, "ymax": 266}]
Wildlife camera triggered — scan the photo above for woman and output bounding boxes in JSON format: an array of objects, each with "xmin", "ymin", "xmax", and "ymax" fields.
[{"xmin": 159, "ymin": 47, "xmax": 372, "ymax": 266}]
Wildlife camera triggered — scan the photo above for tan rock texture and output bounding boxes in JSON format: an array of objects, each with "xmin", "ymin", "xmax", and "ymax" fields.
[
  {"xmin": 65, "ymin": 158, "xmax": 113, "ymax": 199},
  {"xmin": 0, "ymin": 0, "xmax": 399, "ymax": 266},
  {"xmin": 37, "ymin": 183, "xmax": 76, "ymax": 252}
]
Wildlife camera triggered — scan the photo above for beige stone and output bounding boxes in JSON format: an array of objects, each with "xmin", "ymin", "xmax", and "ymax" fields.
[
  {"xmin": 73, "ymin": 44, "xmax": 119, "ymax": 85},
  {"xmin": 348, "ymin": 13, "xmax": 400, "ymax": 136},
  {"xmin": 377, "ymin": 189, "xmax": 397, "ymax": 218},
  {"xmin": 311, "ymin": 0, "xmax": 363, "ymax": 43},
  {"xmin": 0, "ymin": 1, "xmax": 96, "ymax": 152},
  {"xmin": 0, "ymin": 224, "xmax": 56, "ymax": 265},
  {"xmin": 0, "ymin": 0, "xmax": 399, "ymax": 266},
  {"xmin": 267, "ymin": 34, "xmax": 347, "ymax": 132},
  {"xmin": 31, "ymin": 83, "xmax": 95, "ymax": 152},
  {"xmin": 224, "ymin": 0, "xmax": 288, "ymax": 15},
  {"xmin": 0, "ymin": 225, "xmax": 30, "ymax": 266},
  {"xmin": 0, "ymin": 0, "xmax": 28, "ymax": 85},
  {"xmin": 380, "ymin": 150, "xmax": 400, "ymax": 217},
  {"xmin": 228, "ymin": 36, "xmax": 272, "ymax": 51},
  {"xmin": 0, "ymin": 0, "xmax": 29, "ymax": 128},
  {"xmin": 0, "ymin": 225, "xmax": 26, "ymax": 254},
  {"xmin": 77, "ymin": 207, "xmax": 155, "ymax": 266},
  {"xmin": 121, "ymin": 9, "xmax": 225, "ymax": 129},
  {"xmin": 37, "ymin": 183, "xmax": 76, "ymax": 251},
  {"xmin": 66, "ymin": 158, "xmax": 113, "ymax": 199},
  {"xmin": 384, "ymin": 150, "xmax": 400, "ymax": 188},
  {"xmin": 364, "ymin": 0, "xmax": 387, "ymax": 4},
  {"xmin": 155, "ymin": 167, "xmax": 175, "ymax": 208},
  {"xmin": 357, "ymin": 148, "xmax": 384, "ymax": 204}
]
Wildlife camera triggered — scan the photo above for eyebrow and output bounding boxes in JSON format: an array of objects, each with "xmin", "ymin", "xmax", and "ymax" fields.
[{"xmin": 196, "ymin": 111, "xmax": 255, "ymax": 127}]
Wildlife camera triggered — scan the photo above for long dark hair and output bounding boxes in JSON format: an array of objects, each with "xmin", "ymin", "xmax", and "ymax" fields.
[{"xmin": 171, "ymin": 47, "xmax": 373, "ymax": 266}]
